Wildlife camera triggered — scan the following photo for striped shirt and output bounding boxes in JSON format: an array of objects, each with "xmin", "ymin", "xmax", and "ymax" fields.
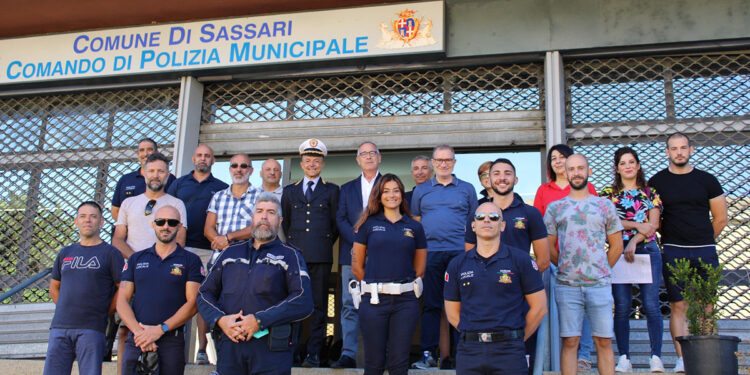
[{"xmin": 207, "ymin": 184, "xmax": 259, "ymax": 242}]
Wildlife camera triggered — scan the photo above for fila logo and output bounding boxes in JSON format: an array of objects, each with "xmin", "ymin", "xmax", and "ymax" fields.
[{"xmin": 62, "ymin": 256, "xmax": 101, "ymax": 270}]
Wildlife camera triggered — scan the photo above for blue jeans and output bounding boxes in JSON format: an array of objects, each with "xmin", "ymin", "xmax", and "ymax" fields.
[
  {"xmin": 579, "ymin": 315, "xmax": 593, "ymax": 361},
  {"xmin": 359, "ymin": 292, "xmax": 419, "ymax": 375},
  {"xmin": 340, "ymin": 265, "xmax": 359, "ymax": 359},
  {"xmin": 613, "ymin": 241, "xmax": 663, "ymax": 357},
  {"xmin": 44, "ymin": 328, "xmax": 105, "ymax": 375},
  {"xmin": 555, "ymin": 284, "xmax": 614, "ymax": 338},
  {"xmin": 421, "ymin": 250, "xmax": 462, "ymax": 355}
]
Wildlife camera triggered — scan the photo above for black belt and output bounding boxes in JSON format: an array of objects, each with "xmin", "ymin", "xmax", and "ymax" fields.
[
  {"xmin": 163, "ymin": 328, "xmax": 184, "ymax": 337},
  {"xmin": 462, "ymin": 329, "xmax": 524, "ymax": 342}
]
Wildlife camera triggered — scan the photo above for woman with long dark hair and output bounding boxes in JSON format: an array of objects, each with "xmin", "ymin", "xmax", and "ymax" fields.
[
  {"xmin": 351, "ymin": 174, "xmax": 427, "ymax": 375},
  {"xmin": 599, "ymin": 146, "xmax": 664, "ymax": 373}
]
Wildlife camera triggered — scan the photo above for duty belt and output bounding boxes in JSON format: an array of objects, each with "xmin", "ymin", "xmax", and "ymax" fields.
[{"xmin": 462, "ymin": 329, "xmax": 524, "ymax": 342}]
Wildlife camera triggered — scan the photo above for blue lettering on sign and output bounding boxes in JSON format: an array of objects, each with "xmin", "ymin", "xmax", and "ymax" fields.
[
  {"xmin": 6, "ymin": 58, "xmax": 107, "ymax": 79},
  {"xmin": 140, "ymin": 48, "xmax": 220, "ymax": 69},
  {"xmin": 72, "ymin": 32, "xmax": 162, "ymax": 53},
  {"xmin": 228, "ymin": 36, "xmax": 369, "ymax": 63},
  {"xmin": 199, "ymin": 20, "xmax": 293, "ymax": 43}
]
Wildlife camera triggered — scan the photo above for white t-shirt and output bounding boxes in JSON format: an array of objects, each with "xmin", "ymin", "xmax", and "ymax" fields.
[{"xmin": 115, "ymin": 193, "xmax": 188, "ymax": 252}]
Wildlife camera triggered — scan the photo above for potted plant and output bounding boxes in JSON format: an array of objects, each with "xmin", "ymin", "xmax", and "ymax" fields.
[{"xmin": 668, "ymin": 259, "xmax": 740, "ymax": 375}]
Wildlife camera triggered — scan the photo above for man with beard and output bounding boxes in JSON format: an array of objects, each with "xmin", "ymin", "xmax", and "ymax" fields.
[
  {"xmin": 205, "ymin": 153, "xmax": 259, "ymax": 254},
  {"xmin": 543, "ymin": 154, "xmax": 623, "ymax": 375},
  {"xmin": 648, "ymin": 132, "xmax": 727, "ymax": 373},
  {"xmin": 198, "ymin": 193, "xmax": 314, "ymax": 375},
  {"xmin": 166, "ymin": 144, "xmax": 228, "ymax": 364},
  {"xmin": 112, "ymin": 152, "xmax": 188, "ymax": 374},
  {"xmin": 117, "ymin": 205, "xmax": 204, "ymax": 375},
  {"xmin": 463, "ymin": 158, "xmax": 549, "ymax": 373},
  {"xmin": 404, "ymin": 155, "xmax": 433, "ymax": 206},
  {"xmin": 111, "ymin": 138, "xmax": 176, "ymax": 221},
  {"xmin": 281, "ymin": 138, "xmax": 339, "ymax": 367}
]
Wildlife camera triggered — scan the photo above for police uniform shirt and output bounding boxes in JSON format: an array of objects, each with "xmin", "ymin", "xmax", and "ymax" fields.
[
  {"xmin": 111, "ymin": 169, "xmax": 176, "ymax": 208},
  {"xmin": 50, "ymin": 242, "xmax": 124, "ymax": 333},
  {"xmin": 121, "ymin": 245, "xmax": 204, "ymax": 325},
  {"xmin": 198, "ymin": 238, "xmax": 313, "ymax": 331},
  {"xmin": 464, "ymin": 193, "xmax": 547, "ymax": 249},
  {"xmin": 166, "ymin": 172, "xmax": 229, "ymax": 249},
  {"xmin": 353, "ymin": 214, "xmax": 427, "ymax": 283},
  {"xmin": 444, "ymin": 243, "xmax": 544, "ymax": 332}
]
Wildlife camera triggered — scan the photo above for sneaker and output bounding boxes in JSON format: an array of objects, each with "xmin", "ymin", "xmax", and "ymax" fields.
[
  {"xmin": 411, "ymin": 351, "xmax": 437, "ymax": 369},
  {"xmin": 615, "ymin": 354, "xmax": 632, "ymax": 373},
  {"xmin": 649, "ymin": 355, "xmax": 665, "ymax": 372},
  {"xmin": 673, "ymin": 356, "xmax": 685, "ymax": 373},
  {"xmin": 195, "ymin": 350, "xmax": 209, "ymax": 365},
  {"xmin": 577, "ymin": 359, "xmax": 592, "ymax": 371}
]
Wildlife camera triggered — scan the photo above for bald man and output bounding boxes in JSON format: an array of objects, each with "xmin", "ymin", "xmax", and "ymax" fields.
[
  {"xmin": 259, "ymin": 159, "xmax": 283, "ymax": 200},
  {"xmin": 543, "ymin": 154, "xmax": 624, "ymax": 375}
]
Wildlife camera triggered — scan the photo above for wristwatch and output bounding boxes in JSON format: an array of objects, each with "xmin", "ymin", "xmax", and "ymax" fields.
[{"xmin": 161, "ymin": 323, "xmax": 169, "ymax": 333}]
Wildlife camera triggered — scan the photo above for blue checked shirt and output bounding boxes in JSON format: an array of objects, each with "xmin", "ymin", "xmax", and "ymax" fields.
[{"xmin": 207, "ymin": 184, "xmax": 259, "ymax": 246}]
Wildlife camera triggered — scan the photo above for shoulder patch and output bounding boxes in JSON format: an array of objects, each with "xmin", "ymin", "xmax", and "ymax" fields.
[{"xmin": 531, "ymin": 259, "xmax": 538, "ymax": 271}]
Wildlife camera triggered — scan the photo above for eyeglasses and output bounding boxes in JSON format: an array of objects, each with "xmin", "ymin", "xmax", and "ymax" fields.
[
  {"xmin": 432, "ymin": 158, "xmax": 455, "ymax": 165},
  {"xmin": 474, "ymin": 213, "xmax": 501, "ymax": 222},
  {"xmin": 358, "ymin": 151, "xmax": 379, "ymax": 157},
  {"xmin": 144, "ymin": 200, "xmax": 156, "ymax": 216},
  {"xmin": 479, "ymin": 172, "xmax": 489, "ymax": 179},
  {"xmin": 230, "ymin": 163, "xmax": 250, "ymax": 169},
  {"xmin": 154, "ymin": 218, "xmax": 180, "ymax": 227}
]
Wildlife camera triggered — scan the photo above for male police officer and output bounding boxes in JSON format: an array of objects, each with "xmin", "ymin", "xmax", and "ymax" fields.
[
  {"xmin": 116, "ymin": 205, "xmax": 204, "ymax": 375},
  {"xmin": 281, "ymin": 138, "xmax": 339, "ymax": 367},
  {"xmin": 445, "ymin": 202, "xmax": 547, "ymax": 375},
  {"xmin": 198, "ymin": 193, "xmax": 314, "ymax": 375}
]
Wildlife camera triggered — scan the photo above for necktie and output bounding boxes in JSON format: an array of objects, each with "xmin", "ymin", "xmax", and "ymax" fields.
[{"xmin": 305, "ymin": 180, "xmax": 314, "ymax": 202}]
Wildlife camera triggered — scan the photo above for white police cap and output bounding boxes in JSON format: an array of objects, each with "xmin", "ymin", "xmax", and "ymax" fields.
[{"xmin": 299, "ymin": 138, "xmax": 327, "ymax": 157}]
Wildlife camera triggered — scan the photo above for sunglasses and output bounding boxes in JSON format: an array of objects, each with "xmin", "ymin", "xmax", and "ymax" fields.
[
  {"xmin": 144, "ymin": 199, "xmax": 156, "ymax": 216},
  {"xmin": 230, "ymin": 163, "xmax": 250, "ymax": 169},
  {"xmin": 154, "ymin": 218, "xmax": 180, "ymax": 227},
  {"xmin": 474, "ymin": 213, "xmax": 501, "ymax": 222}
]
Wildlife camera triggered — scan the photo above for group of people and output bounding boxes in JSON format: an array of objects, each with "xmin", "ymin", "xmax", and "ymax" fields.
[{"xmin": 42, "ymin": 132, "xmax": 727, "ymax": 375}]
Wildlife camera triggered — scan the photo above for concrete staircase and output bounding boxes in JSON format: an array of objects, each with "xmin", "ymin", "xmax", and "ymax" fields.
[{"xmin": 0, "ymin": 303, "xmax": 55, "ymax": 359}]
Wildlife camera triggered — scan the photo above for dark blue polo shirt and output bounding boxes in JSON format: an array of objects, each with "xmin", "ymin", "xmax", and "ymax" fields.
[
  {"xmin": 121, "ymin": 245, "xmax": 204, "ymax": 326},
  {"xmin": 50, "ymin": 242, "xmax": 124, "ymax": 333},
  {"xmin": 353, "ymin": 214, "xmax": 427, "ymax": 283},
  {"xmin": 111, "ymin": 169, "xmax": 177, "ymax": 208},
  {"xmin": 465, "ymin": 193, "xmax": 547, "ymax": 250},
  {"xmin": 166, "ymin": 172, "xmax": 229, "ymax": 249},
  {"xmin": 410, "ymin": 175, "xmax": 477, "ymax": 252},
  {"xmin": 444, "ymin": 243, "xmax": 544, "ymax": 332}
]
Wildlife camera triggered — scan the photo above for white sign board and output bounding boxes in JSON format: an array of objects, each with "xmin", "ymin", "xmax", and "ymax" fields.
[
  {"xmin": 611, "ymin": 254, "xmax": 653, "ymax": 284},
  {"xmin": 0, "ymin": 1, "xmax": 444, "ymax": 85}
]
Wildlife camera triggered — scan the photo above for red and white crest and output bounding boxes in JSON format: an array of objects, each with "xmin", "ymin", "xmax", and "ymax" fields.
[{"xmin": 393, "ymin": 9, "xmax": 420, "ymax": 42}]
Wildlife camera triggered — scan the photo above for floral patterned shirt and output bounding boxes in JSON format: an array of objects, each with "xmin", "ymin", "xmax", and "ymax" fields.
[
  {"xmin": 599, "ymin": 186, "xmax": 662, "ymax": 243},
  {"xmin": 544, "ymin": 196, "xmax": 623, "ymax": 287}
]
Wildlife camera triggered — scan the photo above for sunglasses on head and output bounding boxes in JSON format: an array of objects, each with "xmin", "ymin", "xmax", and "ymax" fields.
[
  {"xmin": 230, "ymin": 163, "xmax": 250, "ymax": 169},
  {"xmin": 144, "ymin": 199, "xmax": 156, "ymax": 216},
  {"xmin": 154, "ymin": 218, "xmax": 180, "ymax": 227},
  {"xmin": 474, "ymin": 213, "xmax": 501, "ymax": 222}
]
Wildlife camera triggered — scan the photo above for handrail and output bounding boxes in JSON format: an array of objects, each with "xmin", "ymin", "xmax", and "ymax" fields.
[{"xmin": 0, "ymin": 268, "xmax": 52, "ymax": 303}]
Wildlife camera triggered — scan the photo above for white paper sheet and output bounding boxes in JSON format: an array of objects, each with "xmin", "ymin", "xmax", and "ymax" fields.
[{"xmin": 611, "ymin": 254, "xmax": 653, "ymax": 284}]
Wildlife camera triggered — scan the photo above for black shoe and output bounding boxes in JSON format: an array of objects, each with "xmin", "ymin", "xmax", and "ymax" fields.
[
  {"xmin": 302, "ymin": 354, "xmax": 320, "ymax": 368},
  {"xmin": 439, "ymin": 356, "xmax": 455, "ymax": 370},
  {"xmin": 331, "ymin": 355, "xmax": 356, "ymax": 369}
]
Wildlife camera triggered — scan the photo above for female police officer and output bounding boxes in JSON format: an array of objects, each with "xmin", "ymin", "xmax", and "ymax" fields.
[{"xmin": 351, "ymin": 174, "xmax": 427, "ymax": 375}]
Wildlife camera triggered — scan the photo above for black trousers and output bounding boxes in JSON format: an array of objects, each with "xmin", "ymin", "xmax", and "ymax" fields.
[{"xmin": 304, "ymin": 262, "xmax": 331, "ymax": 357}]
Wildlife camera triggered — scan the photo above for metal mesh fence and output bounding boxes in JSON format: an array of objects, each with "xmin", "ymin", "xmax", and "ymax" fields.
[
  {"xmin": 201, "ymin": 63, "xmax": 544, "ymax": 124},
  {"xmin": 564, "ymin": 53, "xmax": 750, "ymax": 318},
  {"xmin": 0, "ymin": 87, "xmax": 180, "ymax": 303}
]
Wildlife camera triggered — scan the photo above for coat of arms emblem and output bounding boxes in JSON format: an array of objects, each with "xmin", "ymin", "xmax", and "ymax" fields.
[{"xmin": 377, "ymin": 8, "xmax": 437, "ymax": 49}]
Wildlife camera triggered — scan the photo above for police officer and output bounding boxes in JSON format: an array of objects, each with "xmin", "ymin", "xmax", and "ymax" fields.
[
  {"xmin": 444, "ymin": 202, "xmax": 547, "ymax": 375},
  {"xmin": 116, "ymin": 205, "xmax": 205, "ymax": 375},
  {"xmin": 281, "ymin": 138, "xmax": 339, "ymax": 367},
  {"xmin": 351, "ymin": 174, "xmax": 427, "ymax": 375},
  {"xmin": 197, "ymin": 192, "xmax": 314, "ymax": 375}
]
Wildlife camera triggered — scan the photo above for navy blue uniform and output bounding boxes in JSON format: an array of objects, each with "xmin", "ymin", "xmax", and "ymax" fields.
[
  {"xmin": 111, "ymin": 169, "xmax": 176, "ymax": 208},
  {"xmin": 444, "ymin": 244, "xmax": 544, "ymax": 375},
  {"xmin": 465, "ymin": 193, "xmax": 547, "ymax": 249},
  {"xmin": 121, "ymin": 245, "xmax": 204, "ymax": 375},
  {"xmin": 198, "ymin": 238, "xmax": 314, "ymax": 375},
  {"xmin": 355, "ymin": 214, "xmax": 426, "ymax": 375},
  {"xmin": 281, "ymin": 178, "xmax": 339, "ymax": 359},
  {"xmin": 166, "ymin": 172, "xmax": 228, "ymax": 249}
]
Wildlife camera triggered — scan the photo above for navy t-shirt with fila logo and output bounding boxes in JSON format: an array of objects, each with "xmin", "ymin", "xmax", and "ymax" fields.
[{"xmin": 50, "ymin": 242, "xmax": 125, "ymax": 333}]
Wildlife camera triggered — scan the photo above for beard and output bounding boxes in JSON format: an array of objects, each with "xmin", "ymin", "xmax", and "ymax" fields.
[
  {"xmin": 232, "ymin": 174, "xmax": 250, "ymax": 185},
  {"xmin": 147, "ymin": 180, "xmax": 164, "ymax": 192},
  {"xmin": 252, "ymin": 221, "xmax": 277, "ymax": 242},
  {"xmin": 195, "ymin": 163, "xmax": 210, "ymax": 173},
  {"xmin": 491, "ymin": 181, "xmax": 514, "ymax": 196},
  {"xmin": 569, "ymin": 176, "xmax": 589, "ymax": 190},
  {"xmin": 669, "ymin": 157, "xmax": 689, "ymax": 167},
  {"xmin": 156, "ymin": 229, "xmax": 178, "ymax": 243}
]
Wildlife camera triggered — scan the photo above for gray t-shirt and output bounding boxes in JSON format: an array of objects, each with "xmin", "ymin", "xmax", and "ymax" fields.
[
  {"xmin": 115, "ymin": 193, "xmax": 188, "ymax": 252},
  {"xmin": 544, "ymin": 195, "xmax": 623, "ymax": 287}
]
